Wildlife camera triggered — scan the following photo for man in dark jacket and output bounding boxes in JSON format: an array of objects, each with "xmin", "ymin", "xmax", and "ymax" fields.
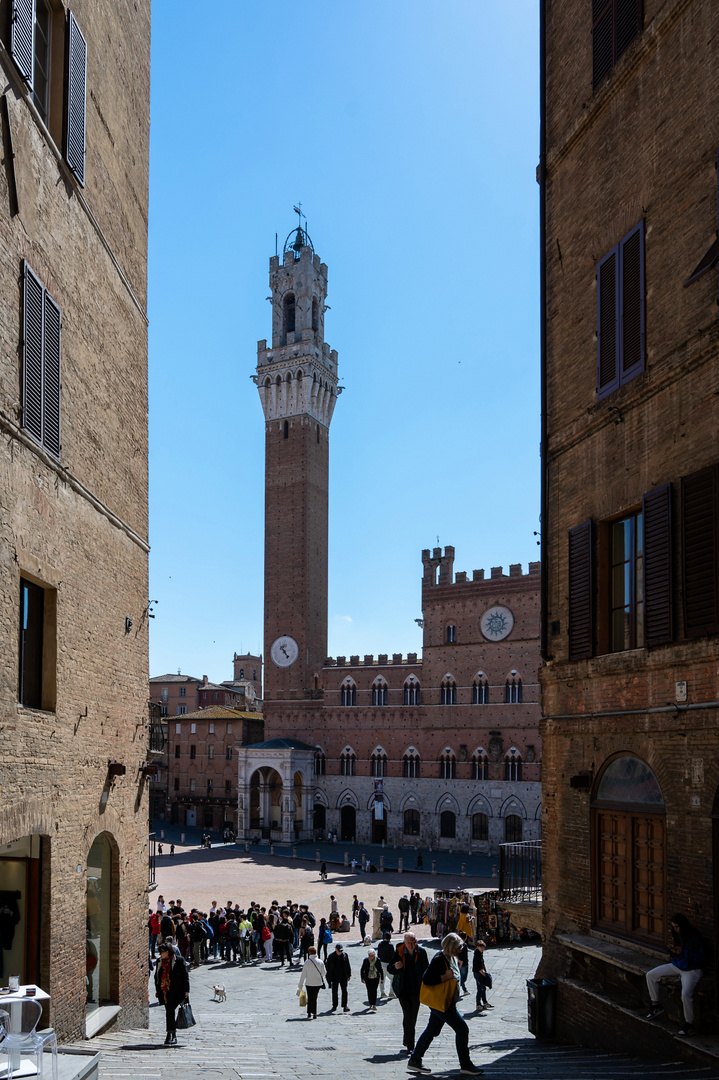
[
  {"xmin": 325, "ymin": 943, "xmax": 352, "ymax": 1012},
  {"xmin": 377, "ymin": 931, "xmax": 395, "ymax": 997},
  {"xmin": 274, "ymin": 915, "xmax": 294, "ymax": 966},
  {"xmin": 387, "ymin": 932, "xmax": 429, "ymax": 1055},
  {"xmin": 357, "ymin": 902, "xmax": 369, "ymax": 940},
  {"xmin": 398, "ymin": 894, "xmax": 410, "ymax": 932}
]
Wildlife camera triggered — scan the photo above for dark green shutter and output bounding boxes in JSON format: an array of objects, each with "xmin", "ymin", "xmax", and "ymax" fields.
[
  {"xmin": 643, "ymin": 483, "xmax": 672, "ymax": 646},
  {"xmin": 681, "ymin": 465, "xmax": 719, "ymax": 637},
  {"xmin": 568, "ymin": 521, "xmax": 594, "ymax": 660},
  {"xmin": 22, "ymin": 261, "xmax": 43, "ymax": 444}
]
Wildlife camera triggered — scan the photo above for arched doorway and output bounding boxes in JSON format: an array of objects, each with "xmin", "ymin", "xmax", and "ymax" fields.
[
  {"xmin": 86, "ymin": 833, "xmax": 118, "ymax": 1020},
  {"xmin": 249, "ymin": 768, "xmax": 283, "ymax": 837},
  {"xmin": 293, "ymin": 772, "xmax": 304, "ymax": 837},
  {"xmin": 592, "ymin": 755, "xmax": 665, "ymax": 944},
  {"xmin": 340, "ymin": 805, "xmax": 356, "ymax": 841},
  {"xmin": 371, "ymin": 811, "xmax": 386, "ymax": 844},
  {"xmin": 313, "ymin": 803, "xmax": 326, "ymax": 833}
]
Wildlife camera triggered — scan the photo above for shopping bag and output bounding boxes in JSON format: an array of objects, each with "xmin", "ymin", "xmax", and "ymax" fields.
[
  {"xmin": 175, "ymin": 1000, "xmax": 196, "ymax": 1028},
  {"xmin": 299, "ymin": 989, "xmax": 307, "ymax": 1008}
]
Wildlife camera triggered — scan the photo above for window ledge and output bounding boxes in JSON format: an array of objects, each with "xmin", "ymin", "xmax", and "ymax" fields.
[
  {"xmin": 555, "ymin": 931, "xmax": 664, "ymax": 976},
  {"xmin": 17, "ymin": 704, "xmax": 56, "ymax": 717},
  {"xmin": 85, "ymin": 1004, "xmax": 121, "ymax": 1039}
]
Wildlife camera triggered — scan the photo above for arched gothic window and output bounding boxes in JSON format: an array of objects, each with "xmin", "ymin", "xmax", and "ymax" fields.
[
  {"xmin": 472, "ymin": 673, "xmax": 489, "ymax": 704},
  {"xmin": 441, "ymin": 677, "xmax": 457, "ymax": 706},
  {"xmin": 505, "ymin": 675, "xmax": 523, "ymax": 703},
  {"xmin": 446, "ymin": 624, "xmax": 456, "ymax": 643},
  {"xmin": 340, "ymin": 750, "xmax": 356, "ymax": 776},
  {"xmin": 283, "ymin": 292, "xmax": 295, "ymax": 334},
  {"xmin": 372, "ymin": 678, "xmax": 388, "ymax": 706},
  {"xmin": 403, "ymin": 808, "xmax": 420, "ymax": 835},
  {"xmin": 439, "ymin": 751, "xmax": 456, "ymax": 780},
  {"xmin": 472, "ymin": 750, "xmax": 489, "ymax": 781},
  {"xmin": 505, "ymin": 749, "xmax": 523, "ymax": 781},
  {"xmin": 505, "ymin": 815, "xmax": 523, "ymax": 842},
  {"xmin": 314, "ymin": 750, "xmax": 326, "ymax": 776},
  {"xmin": 341, "ymin": 680, "xmax": 357, "ymax": 706},
  {"xmin": 403, "ymin": 751, "xmax": 420, "ymax": 778},
  {"xmin": 404, "ymin": 677, "xmax": 421, "ymax": 705},
  {"xmin": 371, "ymin": 751, "xmax": 388, "ymax": 778}
]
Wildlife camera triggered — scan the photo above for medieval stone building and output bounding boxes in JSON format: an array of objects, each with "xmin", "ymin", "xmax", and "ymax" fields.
[
  {"xmin": 236, "ymin": 224, "xmax": 542, "ymax": 853},
  {"xmin": 0, "ymin": 0, "xmax": 151, "ymax": 1041},
  {"xmin": 538, "ymin": 0, "xmax": 719, "ymax": 1060}
]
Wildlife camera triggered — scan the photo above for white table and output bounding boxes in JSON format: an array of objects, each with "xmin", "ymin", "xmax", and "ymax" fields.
[{"xmin": 0, "ymin": 986, "xmax": 50, "ymax": 1078}]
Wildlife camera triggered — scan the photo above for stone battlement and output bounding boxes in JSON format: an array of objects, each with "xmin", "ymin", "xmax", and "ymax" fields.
[
  {"xmin": 324, "ymin": 652, "xmax": 420, "ymax": 668},
  {"xmin": 422, "ymin": 545, "xmax": 540, "ymax": 586},
  {"xmin": 269, "ymin": 245, "xmax": 328, "ymax": 280}
]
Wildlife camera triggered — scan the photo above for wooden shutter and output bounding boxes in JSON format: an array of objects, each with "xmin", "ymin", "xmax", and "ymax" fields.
[
  {"xmin": 568, "ymin": 521, "xmax": 594, "ymax": 660},
  {"xmin": 682, "ymin": 464, "xmax": 719, "ymax": 637},
  {"xmin": 10, "ymin": 0, "xmax": 34, "ymax": 87},
  {"xmin": 620, "ymin": 222, "xmax": 645, "ymax": 381},
  {"xmin": 42, "ymin": 292, "xmax": 61, "ymax": 458},
  {"xmin": 22, "ymin": 261, "xmax": 43, "ymax": 444},
  {"xmin": 66, "ymin": 11, "xmax": 87, "ymax": 185},
  {"xmin": 592, "ymin": 1, "xmax": 614, "ymax": 90},
  {"xmin": 616, "ymin": 0, "xmax": 642, "ymax": 61},
  {"xmin": 597, "ymin": 248, "xmax": 619, "ymax": 397},
  {"xmin": 643, "ymin": 483, "xmax": 672, "ymax": 646}
]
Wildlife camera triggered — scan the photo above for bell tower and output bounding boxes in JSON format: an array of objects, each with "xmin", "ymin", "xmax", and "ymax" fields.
[{"xmin": 254, "ymin": 218, "xmax": 340, "ymax": 721}]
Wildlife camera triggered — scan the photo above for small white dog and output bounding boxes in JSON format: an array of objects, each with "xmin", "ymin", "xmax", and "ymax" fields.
[{"xmin": 212, "ymin": 984, "xmax": 226, "ymax": 1002}]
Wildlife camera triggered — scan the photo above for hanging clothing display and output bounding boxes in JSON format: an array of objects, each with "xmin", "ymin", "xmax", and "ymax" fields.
[{"xmin": 425, "ymin": 889, "xmax": 539, "ymax": 945}]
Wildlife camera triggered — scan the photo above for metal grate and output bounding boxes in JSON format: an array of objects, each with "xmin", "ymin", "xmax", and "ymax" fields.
[{"xmin": 305, "ymin": 1047, "xmax": 337, "ymax": 1052}]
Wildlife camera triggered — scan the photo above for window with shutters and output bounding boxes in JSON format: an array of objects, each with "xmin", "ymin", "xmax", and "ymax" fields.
[
  {"xmin": 609, "ymin": 511, "xmax": 644, "ymax": 651},
  {"xmin": 592, "ymin": 0, "xmax": 643, "ymax": 90},
  {"xmin": 19, "ymin": 575, "xmax": 56, "ymax": 711},
  {"xmin": 597, "ymin": 222, "xmax": 645, "ymax": 399},
  {"xmin": 681, "ymin": 463, "xmax": 719, "ymax": 638},
  {"xmin": 568, "ymin": 521, "xmax": 594, "ymax": 660},
  {"xmin": 592, "ymin": 755, "xmax": 665, "ymax": 945},
  {"xmin": 21, "ymin": 262, "xmax": 61, "ymax": 458},
  {"xmin": 9, "ymin": 2, "xmax": 86, "ymax": 183}
]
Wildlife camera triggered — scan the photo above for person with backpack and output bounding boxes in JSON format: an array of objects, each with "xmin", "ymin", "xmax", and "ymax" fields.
[
  {"xmin": 299, "ymin": 917, "xmax": 314, "ymax": 961},
  {"xmin": 317, "ymin": 918, "xmax": 332, "ymax": 961},
  {"xmin": 226, "ymin": 915, "xmax": 240, "ymax": 961},
  {"xmin": 188, "ymin": 914, "xmax": 206, "ymax": 968}
]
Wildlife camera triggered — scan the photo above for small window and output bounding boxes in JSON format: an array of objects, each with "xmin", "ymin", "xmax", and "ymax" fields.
[
  {"xmin": 403, "ymin": 679, "xmax": 421, "ymax": 705},
  {"xmin": 472, "ymin": 676, "xmax": 489, "ymax": 704},
  {"xmin": 597, "ymin": 222, "xmax": 645, "ymax": 399},
  {"xmin": 227, "ymin": 723, "xmax": 233, "ymax": 734},
  {"xmin": 174, "ymin": 745, "xmax": 180, "ymax": 758},
  {"xmin": 225, "ymin": 780, "xmax": 232, "ymax": 794},
  {"xmin": 191, "ymin": 723, "xmax": 197, "ymax": 733},
  {"xmin": 312, "ymin": 297, "xmax": 319, "ymax": 333},
  {"xmin": 208, "ymin": 746, "xmax": 214, "ymax": 760},
  {"xmin": 472, "ymin": 753, "xmax": 489, "ymax": 781},
  {"xmin": 341, "ymin": 682, "xmax": 357, "ymax": 706},
  {"xmin": 174, "ymin": 778, "xmax": 179, "ymax": 791},
  {"xmin": 446, "ymin": 624, "xmax": 456, "ymax": 643},
  {"xmin": 226, "ymin": 746, "xmax": 233, "ymax": 761},
  {"xmin": 207, "ymin": 780, "xmax": 213, "ymax": 794},
  {"xmin": 190, "ymin": 745, "xmax": 196, "ymax": 759},
  {"xmin": 239, "ymin": 669, "xmax": 244, "ymax": 679},
  {"xmin": 440, "ymin": 811, "xmax": 456, "ymax": 839},
  {"xmin": 283, "ymin": 292, "xmax": 296, "ymax": 334},
  {"xmin": 161, "ymin": 687, "xmax": 168, "ymax": 702},
  {"xmin": 403, "ymin": 808, "xmax": 420, "ymax": 835},
  {"xmin": 472, "ymin": 813, "xmax": 489, "ymax": 841},
  {"xmin": 283, "ymin": 420, "xmax": 289, "ymax": 439},
  {"xmin": 504, "ymin": 751, "xmax": 523, "ymax": 782},
  {"xmin": 314, "ymin": 751, "xmax": 326, "ymax": 776},
  {"xmin": 175, "ymin": 723, "xmax": 181, "ymax": 734},
  {"xmin": 209, "ymin": 723, "xmax": 214, "ymax": 734},
  {"xmin": 179, "ymin": 687, "xmax": 186, "ymax": 698},
  {"xmin": 19, "ymin": 577, "xmax": 55, "ymax": 710},
  {"xmin": 610, "ymin": 511, "xmax": 644, "ymax": 651}
]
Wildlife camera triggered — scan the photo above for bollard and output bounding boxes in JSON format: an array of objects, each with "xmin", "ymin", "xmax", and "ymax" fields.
[
  {"xmin": 344, "ymin": 852, "xmax": 348, "ymax": 867},
  {"xmin": 245, "ymin": 841, "xmax": 249, "ymax": 853},
  {"xmin": 379, "ymin": 856, "xmax": 384, "ymax": 871},
  {"xmin": 293, "ymin": 847, "xmax": 297, "ymax": 859},
  {"xmin": 398, "ymin": 857, "xmax": 403, "ymax": 873},
  {"xmin": 160, "ymin": 829, "xmax": 165, "ymax": 841},
  {"xmin": 461, "ymin": 863, "xmax": 466, "ymax": 876},
  {"xmin": 316, "ymin": 849, "xmax": 320, "ymax": 862},
  {"xmin": 431, "ymin": 860, "xmax": 436, "ymax": 875},
  {"xmin": 270, "ymin": 844, "xmax": 274, "ymax": 856},
  {"xmin": 492, "ymin": 864, "xmax": 497, "ymax": 878},
  {"xmin": 381, "ymin": 839, "xmax": 385, "ymax": 848},
  {"xmin": 361, "ymin": 853, "xmax": 365, "ymax": 869},
  {"xmin": 180, "ymin": 833, "xmax": 185, "ymax": 844}
]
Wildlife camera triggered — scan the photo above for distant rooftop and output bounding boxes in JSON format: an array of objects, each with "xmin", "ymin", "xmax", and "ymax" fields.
[{"xmin": 150, "ymin": 673, "xmax": 201, "ymax": 684}]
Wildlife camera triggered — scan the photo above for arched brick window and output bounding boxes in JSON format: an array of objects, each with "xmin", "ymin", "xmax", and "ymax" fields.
[
  {"xmin": 340, "ymin": 749, "xmax": 356, "ymax": 776},
  {"xmin": 472, "ymin": 813, "xmax": 489, "ymax": 841},
  {"xmin": 505, "ymin": 674, "xmax": 523, "ymax": 703},
  {"xmin": 441, "ymin": 677, "xmax": 457, "ymax": 706},
  {"xmin": 403, "ymin": 808, "xmax": 420, "ymax": 835},
  {"xmin": 404, "ymin": 676, "xmax": 421, "ymax": 705},
  {"xmin": 341, "ymin": 679, "xmax": 357, "ymax": 706},
  {"xmin": 505, "ymin": 814, "xmax": 523, "ymax": 842},
  {"xmin": 472, "ymin": 749, "xmax": 489, "ymax": 781},
  {"xmin": 314, "ymin": 750, "xmax": 326, "ymax": 776},
  {"xmin": 472, "ymin": 672, "xmax": 489, "ymax": 704},
  {"xmin": 372, "ymin": 678, "xmax": 388, "ymax": 706},
  {"xmin": 439, "ymin": 750, "xmax": 456, "ymax": 780},
  {"xmin": 403, "ymin": 751, "xmax": 420, "ymax": 778},
  {"xmin": 371, "ymin": 750, "xmax": 387, "ymax": 778},
  {"xmin": 504, "ymin": 748, "xmax": 523, "ymax": 781}
]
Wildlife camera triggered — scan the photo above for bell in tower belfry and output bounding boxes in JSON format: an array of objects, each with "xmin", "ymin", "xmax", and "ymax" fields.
[{"xmin": 254, "ymin": 214, "xmax": 342, "ymax": 709}]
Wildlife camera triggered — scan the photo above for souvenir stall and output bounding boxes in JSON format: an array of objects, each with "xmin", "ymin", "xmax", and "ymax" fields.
[{"xmin": 422, "ymin": 889, "xmax": 539, "ymax": 945}]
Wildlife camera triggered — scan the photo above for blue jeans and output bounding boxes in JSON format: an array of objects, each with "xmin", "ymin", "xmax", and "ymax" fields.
[{"xmin": 410, "ymin": 1006, "xmax": 471, "ymax": 1068}]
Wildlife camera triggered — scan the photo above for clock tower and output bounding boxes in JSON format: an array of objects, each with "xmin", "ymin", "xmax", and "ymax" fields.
[{"xmin": 254, "ymin": 221, "xmax": 340, "ymax": 719}]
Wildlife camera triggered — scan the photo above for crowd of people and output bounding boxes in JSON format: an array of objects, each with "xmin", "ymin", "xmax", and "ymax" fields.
[{"xmin": 147, "ymin": 890, "xmax": 497, "ymax": 1072}]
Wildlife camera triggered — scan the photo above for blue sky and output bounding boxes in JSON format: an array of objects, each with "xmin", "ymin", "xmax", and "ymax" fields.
[{"xmin": 148, "ymin": 1, "xmax": 540, "ymax": 682}]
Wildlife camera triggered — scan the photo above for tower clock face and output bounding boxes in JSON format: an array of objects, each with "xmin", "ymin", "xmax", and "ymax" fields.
[
  {"xmin": 480, "ymin": 605, "xmax": 514, "ymax": 642},
  {"xmin": 270, "ymin": 635, "xmax": 299, "ymax": 668}
]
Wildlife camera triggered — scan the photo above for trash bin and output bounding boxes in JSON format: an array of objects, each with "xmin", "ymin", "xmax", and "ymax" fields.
[{"xmin": 527, "ymin": 978, "xmax": 556, "ymax": 1037}]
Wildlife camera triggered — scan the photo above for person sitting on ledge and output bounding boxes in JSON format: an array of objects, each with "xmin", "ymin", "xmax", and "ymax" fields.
[{"xmin": 645, "ymin": 913, "xmax": 705, "ymax": 1037}]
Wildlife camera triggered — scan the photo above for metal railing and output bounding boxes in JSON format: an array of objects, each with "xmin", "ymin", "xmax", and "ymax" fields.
[
  {"xmin": 498, "ymin": 839, "xmax": 541, "ymax": 902},
  {"xmin": 148, "ymin": 719, "xmax": 166, "ymax": 754}
]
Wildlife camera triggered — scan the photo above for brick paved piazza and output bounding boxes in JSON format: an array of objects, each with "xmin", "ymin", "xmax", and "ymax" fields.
[{"xmin": 90, "ymin": 847, "xmax": 719, "ymax": 1080}]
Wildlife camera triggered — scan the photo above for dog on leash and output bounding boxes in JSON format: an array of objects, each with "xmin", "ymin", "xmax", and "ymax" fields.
[{"xmin": 212, "ymin": 984, "xmax": 226, "ymax": 1002}]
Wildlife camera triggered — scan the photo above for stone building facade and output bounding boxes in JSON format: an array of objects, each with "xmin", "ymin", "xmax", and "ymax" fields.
[
  {"xmin": 0, "ymin": 0, "xmax": 150, "ymax": 1041},
  {"xmin": 237, "ymin": 225, "xmax": 541, "ymax": 853},
  {"xmin": 538, "ymin": 0, "xmax": 719, "ymax": 1059}
]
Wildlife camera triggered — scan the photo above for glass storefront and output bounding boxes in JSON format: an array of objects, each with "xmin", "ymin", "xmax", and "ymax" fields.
[
  {"xmin": 0, "ymin": 835, "xmax": 41, "ymax": 986},
  {"xmin": 86, "ymin": 834, "xmax": 113, "ymax": 1015}
]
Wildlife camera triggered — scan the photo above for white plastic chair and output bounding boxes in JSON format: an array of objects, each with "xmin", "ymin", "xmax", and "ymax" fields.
[{"xmin": 1, "ymin": 998, "xmax": 57, "ymax": 1080}]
